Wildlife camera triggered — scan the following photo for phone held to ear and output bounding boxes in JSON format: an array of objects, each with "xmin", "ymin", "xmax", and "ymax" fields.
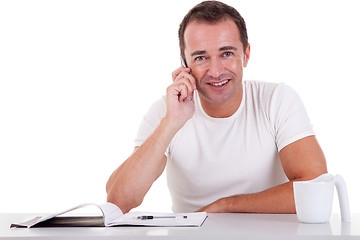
[
  {"xmin": 179, "ymin": 57, "xmax": 194, "ymax": 102},
  {"xmin": 180, "ymin": 57, "xmax": 187, "ymax": 68},
  {"xmin": 180, "ymin": 57, "xmax": 192, "ymax": 76}
]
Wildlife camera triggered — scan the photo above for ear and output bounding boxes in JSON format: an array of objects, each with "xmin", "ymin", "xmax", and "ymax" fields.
[{"xmin": 242, "ymin": 43, "xmax": 250, "ymax": 67}]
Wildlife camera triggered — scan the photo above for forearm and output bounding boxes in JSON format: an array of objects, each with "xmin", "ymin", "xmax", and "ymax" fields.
[
  {"xmin": 199, "ymin": 181, "xmax": 298, "ymax": 213},
  {"xmin": 224, "ymin": 181, "xmax": 296, "ymax": 213},
  {"xmin": 106, "ymin": 117, "xmax": 179, "ymax": 213},
  {"xmin": 107, "ymin": 66, "xmax": 196, "ymax": 213},
  {"xmin": 200, "ymin": 137, "xmax": 328, "ymax": 213}
]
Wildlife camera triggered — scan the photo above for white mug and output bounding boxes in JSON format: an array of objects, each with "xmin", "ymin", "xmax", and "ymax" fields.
[{"xmin": 293, "ymin": 173, "xmax": 351, "ymax": 223}]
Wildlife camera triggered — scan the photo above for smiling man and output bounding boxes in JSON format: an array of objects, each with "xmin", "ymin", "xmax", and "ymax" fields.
[{"xmin": 106, "ymin": 1, "xmax": 327, "ymax": 214}]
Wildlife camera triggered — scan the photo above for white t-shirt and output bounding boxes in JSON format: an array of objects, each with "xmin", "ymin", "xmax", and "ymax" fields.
[{"xmin": 135, "ymin": 80, "xmax": 314, "ymax": 212}]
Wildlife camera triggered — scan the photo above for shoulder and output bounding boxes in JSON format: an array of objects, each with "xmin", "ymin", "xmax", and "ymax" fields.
[
  {"xmin": 148, "ymin": 96, "xmax": 166, "ymax": 112},
  {"xmin": 135, "ymin": 96, "xmax": 167, "ymax": 146},
  {"xmin": 139, "ymin": 96, "xmax": 167, "ymax": 128},
  {"xmin": 244, "ymin": 80, "xmax": 295, "ymax": 94},
  {"xmin": 144, "ymin": 96, "xmax": 167, "ymax": 119},
  {"xmin": 243, "ymin": 80, "xmax": 299, "ymax": 103}
]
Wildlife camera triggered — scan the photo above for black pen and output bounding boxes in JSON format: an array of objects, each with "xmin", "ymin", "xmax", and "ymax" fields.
[{"xmin": 137, "ymin": 215, "xmax": 187, "ymax": 220}]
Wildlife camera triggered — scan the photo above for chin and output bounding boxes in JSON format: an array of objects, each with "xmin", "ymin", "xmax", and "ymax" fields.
[{"xmin": 203, "ymin": 92, "xmax": 234, "ymax": 105}]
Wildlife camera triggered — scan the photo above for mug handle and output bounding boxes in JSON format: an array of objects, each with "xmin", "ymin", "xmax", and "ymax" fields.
[{"xmin": 335, "ymin": 175, "xmax": 351, "ymax": 221}]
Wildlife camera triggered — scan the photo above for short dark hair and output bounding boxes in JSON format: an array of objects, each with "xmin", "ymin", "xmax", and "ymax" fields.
[{"xmin": 178, "ymin": 1, "xmax": 248, "ymax": 65}]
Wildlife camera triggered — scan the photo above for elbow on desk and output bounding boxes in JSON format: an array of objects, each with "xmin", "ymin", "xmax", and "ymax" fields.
[
  {"xmin": 106, "ymin": 186, "xmax": 143, "ymax": 214},
  {"xmin": 105, "ymin": 170, "xmax": 144, "ymax": 214}
]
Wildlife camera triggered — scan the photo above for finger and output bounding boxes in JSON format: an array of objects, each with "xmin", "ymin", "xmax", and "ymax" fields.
[
  {"xmin": 172, "ymin": 67, "xmax": 191, "ymax": 82},
  {"xmin": 185, "ymin": 72, "xmax": 196, "ymax": 90},
  {"xmin": 177, "ymin": 77, "xmax": 195, "ymax": 101},
  {"xmin": 172, "ymin": 77, "xmax": 194, "ymax": 102},
  {"xmin": 176, "ymin": 84, "xmax": 189, "ymax": 102},
  {"xmin": 180, "ymin": 76, "xmax": 194, "ymax": 93},
  {"xmin": 195, "ymin": 207, "xmax": 206, "ymax": 212},
  {"xmin": 175, "ymin": 71, "xmax": 196, "ymax": 90}
]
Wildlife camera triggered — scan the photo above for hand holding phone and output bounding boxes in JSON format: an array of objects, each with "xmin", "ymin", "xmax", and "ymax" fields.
[
  {"xmin": 170, "ymin": 66, "xmax": 195, "ymax": 102},
  {"xmin": 165, "ymin": 61, "xmax": 196, "ymax": 129}
]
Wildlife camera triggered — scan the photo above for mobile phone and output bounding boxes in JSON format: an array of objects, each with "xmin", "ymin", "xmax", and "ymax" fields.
[
  {"xmin": 180, "ymin": 57, "xmax": 188, "ymax": 68},
  {"xmin": 180, "ymin": 57, "xmax": 195, "ymax": 99},
  {"xmin": 180, "ymin": 57, "xmax": 192, "ymax": 75}
]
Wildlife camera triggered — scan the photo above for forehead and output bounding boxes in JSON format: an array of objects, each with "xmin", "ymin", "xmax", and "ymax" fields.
[{"xmin": 183, "ymin": 18, "xmax": 243, "ymax": 54}]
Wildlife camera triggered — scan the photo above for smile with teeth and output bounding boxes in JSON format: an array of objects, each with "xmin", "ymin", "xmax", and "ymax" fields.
[{"xmin": 209, "ymin": 79, "xmax": 229, "ymax": 87}]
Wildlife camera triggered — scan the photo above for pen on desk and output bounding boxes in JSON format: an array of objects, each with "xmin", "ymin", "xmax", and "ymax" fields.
[{"xmin": 137, "ymin": 215, "xmax": 188, "ymax": 220}]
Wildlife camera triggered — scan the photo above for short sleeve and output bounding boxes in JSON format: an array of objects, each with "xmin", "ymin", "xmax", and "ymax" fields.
[
  {"xmin": 268, "ymin": 84, "xmax": 315, "ymax": 151},
  {"xmin": 134, "ymin": 96, "xmax": 169, "ymax": 155}
]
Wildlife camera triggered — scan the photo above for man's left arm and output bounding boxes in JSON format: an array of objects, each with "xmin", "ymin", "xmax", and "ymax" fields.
[{"xmin": 197, "ymin": 135, "xmax": 328, "ymax": 213}]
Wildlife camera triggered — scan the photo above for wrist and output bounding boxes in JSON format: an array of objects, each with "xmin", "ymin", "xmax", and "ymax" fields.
[
  {"xmin": 157, "ymin": 117, "xmax": 183, "ymax": 143},
  {"xmin": 162, "ymin": 115, "xmax": 186, "ymax": 133},
  {"xmin": 218, "ymin": 197, "xmax": 232, "ymax": 213},
  {"xmin": 219, "ymin": 196, "xmax": 242, "ymax": 213}
]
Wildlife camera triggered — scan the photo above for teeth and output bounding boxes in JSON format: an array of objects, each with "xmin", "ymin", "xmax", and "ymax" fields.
[{"xmin": 210, "ymin": 80, "xmax": 229, "ymax": 86}]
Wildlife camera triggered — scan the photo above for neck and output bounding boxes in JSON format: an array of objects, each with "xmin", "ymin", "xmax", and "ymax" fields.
[{"xmin": 199, "ymin": 87, "xmax": 243, "ymax": 118}]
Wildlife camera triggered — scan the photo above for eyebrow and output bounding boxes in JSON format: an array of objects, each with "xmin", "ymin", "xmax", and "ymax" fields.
[
  {"xmin": 191, "ymin": 50, "xmax": 206, "ymax": 57},
  {"xmin": 190, "ymin": 46, "xmax": 238, "ymax": 57},
  {"xmin": 219, "ymin": 46, "xmax": 238, "ymax": 51}
]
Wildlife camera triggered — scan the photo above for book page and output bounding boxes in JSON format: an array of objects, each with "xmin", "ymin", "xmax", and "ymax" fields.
[
  {"xmin": 98, "ymin": 203, "xmax": 123, "ymax": 226},
  {"xmin": 11, "ymin": 202, "xmax": 122, "ymax": 228},
  {"xmin": 11, "ymin": 203, "xmax": 207, "ymax": 228}
]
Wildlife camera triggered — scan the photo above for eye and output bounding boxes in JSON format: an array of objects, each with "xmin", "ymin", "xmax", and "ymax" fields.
[
  {"xmin": 223, "ymin": 52, "xmax": 233, "ymax": 57},
  {"xmin": 195, "ymin": 56, "xmax": 206, "ymax": 61}
]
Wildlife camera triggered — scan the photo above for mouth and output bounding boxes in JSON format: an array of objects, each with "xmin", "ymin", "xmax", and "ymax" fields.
[{"xmin": 207, "ymin": 79, "xmax": 230, "ymax": 87}]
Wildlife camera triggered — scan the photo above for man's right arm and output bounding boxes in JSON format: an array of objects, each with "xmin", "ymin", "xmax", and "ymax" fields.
[
  {"xmin": 106, "ymin": 117, "xmax": 177, "ymax": 213},
  {"xmin": 106, "ymin": 67, "xmax": 196, "ymax": 213}
]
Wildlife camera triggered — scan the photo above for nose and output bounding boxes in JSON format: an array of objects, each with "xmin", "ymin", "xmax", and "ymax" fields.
[{"xmin": 207, "ymin": 58, "xmax": 225, "ymax": 79}]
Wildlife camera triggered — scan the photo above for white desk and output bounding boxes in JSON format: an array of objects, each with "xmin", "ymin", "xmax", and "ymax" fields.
[{"xmin": 1, "ymin": 213, "xmax": 360, "ymax": 239}]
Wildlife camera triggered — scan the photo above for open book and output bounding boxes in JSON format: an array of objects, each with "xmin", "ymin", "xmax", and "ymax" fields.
[{"xmin": 10, "ymin": 202, "xmax": 207, "ymax": 228}]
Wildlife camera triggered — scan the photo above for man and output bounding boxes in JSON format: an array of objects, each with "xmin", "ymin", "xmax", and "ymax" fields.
[{"xmin": 106, "ymin": 1, "xmax": 327, "ymax": 214}]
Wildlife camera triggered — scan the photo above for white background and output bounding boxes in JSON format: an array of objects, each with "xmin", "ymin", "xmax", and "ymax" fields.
[{"xmin": 1, "ymin": 0, "xmax": 359, "ymax": 214}]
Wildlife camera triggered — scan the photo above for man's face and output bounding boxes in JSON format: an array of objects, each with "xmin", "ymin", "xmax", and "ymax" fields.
[{"xmin": 184, "ymin": 18, "xmax": 250, "ymax": 108}]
